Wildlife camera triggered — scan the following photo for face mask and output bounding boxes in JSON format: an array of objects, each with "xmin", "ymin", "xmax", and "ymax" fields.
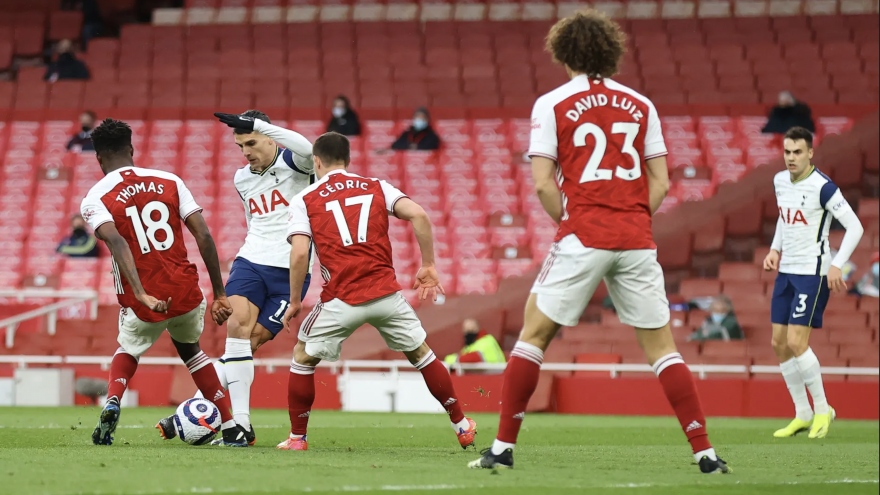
[
  {"xmin": 82, "ymin": 124, "xmax": 92, "ymax": 133},
  {"xmin": 332, "ymin": 107, "xmax": 345, "ymax": 118},
  {"xmin": 710, "ymin": 313, "xmax": 726, "ymax": 324},
  {"xmin": 873, "ymin": 263, "xmax": 879, "ymax": 278},
  {"xmin": 412, "ymin": 118, "xmax": 428, "ymax": 131},
  {"xmin": 463, "ymin": 332, "xmax": 479, "ymax": 346}
]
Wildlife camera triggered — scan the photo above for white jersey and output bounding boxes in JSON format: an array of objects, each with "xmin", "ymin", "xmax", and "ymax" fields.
[
  {"xmin": 772, "ymin": 167, "xmax": 856, "ymax": 276},
  {"xmin": 235, "ymin": 147, "xmax": 314, "ymax": 268}
]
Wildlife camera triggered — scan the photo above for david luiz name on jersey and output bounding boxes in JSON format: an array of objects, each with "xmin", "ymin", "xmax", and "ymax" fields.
[{"xmin": 564, "ymin": 94, "xmax": 645, "ymax": 123}]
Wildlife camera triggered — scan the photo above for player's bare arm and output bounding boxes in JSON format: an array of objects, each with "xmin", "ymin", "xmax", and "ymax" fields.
[
  {"xmin": 184, "ymin": 211, "xmax": 233, "ymax": 324},
  {"xmin": 394, "ymin": 197, "xmax": 445, "ymax": 301},
  {"xmin": 645, "ymin": 156, "xmax": 670, "ymax": 215},
  {"xmin": 531, "ymin": 156, "xmax": 563, "ymax": 224},
  {"xmin": 94, "ymin": 222, "xmax": 170, "ymax": 313},
  {"xmin": 282, "ymin": 234, "xmax": 310, "ymax": 331}
]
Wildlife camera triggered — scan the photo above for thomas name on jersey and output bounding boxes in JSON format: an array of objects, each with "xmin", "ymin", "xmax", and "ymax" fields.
[
  {"xmin": 111, "ymin": 181, "xmax": 165, "ymax": 205},
  {"xmin": 563, "ymin": 94, "xmax": 645, "ymax": 123}
]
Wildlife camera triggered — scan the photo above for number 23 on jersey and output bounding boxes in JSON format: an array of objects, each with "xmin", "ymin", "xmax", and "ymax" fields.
[{"xmin": 575, "ymin": 122, "xmax": 642, "ymax": 184}]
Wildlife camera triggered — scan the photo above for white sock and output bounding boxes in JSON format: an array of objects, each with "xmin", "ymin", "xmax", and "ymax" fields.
[
  {"xmin": 694, "ymin": 448, "xmax": 717, "ymax": 463},
  {"xmin": 223, "ymin": 338, "xmax": 254, "ymax": 429},
  {"xmin": 796, "ymin": 348, "xmax": 829, "ymax": 415},
  {"xmin": 780, "ymin": 357, "xmax": 813, "ymax": 421},
  {"xmin": 221, "ymin": 419, "xmax": 236, "ymax": 431},
  {"xmin": 452, "ymin": 418, "xmax": 470, "ymax": 432},
  {"xmin": 491, "ymin": 439, "xmax": 515, "ymax": 456},
  {"xmin": 193, "ymin": 361, "xmax": 226, "ymax": 399}
]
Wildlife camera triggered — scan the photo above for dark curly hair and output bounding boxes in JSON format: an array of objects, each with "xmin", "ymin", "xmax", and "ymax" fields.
[
  {"xmin": 545, "ymin": 8, "xmax": 627, "ymax": 79},
  {"xmin": 91, "ymin": 118, "xmax": 132, "ymax": 155}
]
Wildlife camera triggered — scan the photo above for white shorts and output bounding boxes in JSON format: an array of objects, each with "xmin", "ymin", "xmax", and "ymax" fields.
[
  {"xmin": 117, "ymin": 299, "xmax": 207, "ymax": 358},
  {"xmin": 532, "ymin": 234, "xmax": 670, "ymax": 328},
  {"xmin": 298, "ymin": 292, "xmax": 427, "ymax": 362}
]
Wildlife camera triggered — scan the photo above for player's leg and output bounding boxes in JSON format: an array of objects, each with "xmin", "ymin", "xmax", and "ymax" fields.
[
  {"xmin": 788, "ymin": 275, "xmax": 834, "ymax": 438},
  {"xmin": 613, "ymin": 250, "xmax": 728, "ymax": 474},
  {"xmin": 163, "ymin": 300, "xmax": 246, "ymax": 446},
  {"xmin": 373, "ymin": 294, "xmax": 475, "ymax": 447},
  {"xmin": 769, "ymin": 273, "xmax": 813, "ymax": 437},
  {"xmin": 93, "ymin": 308, "xmax": 162, "ymax": 446},
  {"xmin": 278, "ymin": 298, "xmax": 350, "ymax": 451},
  {"xmin": 470, "ymin": 236, "xmax": 609, "ymax": 469}
]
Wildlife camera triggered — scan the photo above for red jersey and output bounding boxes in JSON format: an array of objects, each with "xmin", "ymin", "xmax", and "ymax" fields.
[
  {"xmin": 287, "ymin": 169, "xmax": 405, "ymax": 305},
  {"xmin": 529, "ymin": 75, "xmax": 668, "ymax": 250},
  {"xmin": 80, "ymin": 167, "xmax": 203, "ymax": 322}
]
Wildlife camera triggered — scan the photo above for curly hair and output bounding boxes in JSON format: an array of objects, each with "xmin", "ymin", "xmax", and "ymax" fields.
[
  {"xmin": 545, "ymin": 8, "xmax": 627, "ymax": 79},
  {"xmin": 91, "ymin": 118, "xmax": 132, "ymax": 155}
]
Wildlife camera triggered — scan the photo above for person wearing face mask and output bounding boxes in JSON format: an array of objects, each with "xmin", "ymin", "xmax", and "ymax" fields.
[
  {"xmin": 67, "ymin": 111, "xmax": 97, "ymax": 152},
  {"xmin": 761, "ymin": 90, "xmax": 816, "ymax": 135},
  {"xmin": 326, "ymin": 95, "xmax": 362, "ymax": 136},
  {"xmin": 443, "ymin": 318, "xmax": 506, "ymax": 370},
  {"xmin": 686, "ymin": 295, "xmax": 743, "ymax": 342},
  {"xmin": 854, "ymin": 252, "xmax": 880, "ymax": 298},
  {"xmin": 391, "ymin": 107, "xmax": 441, "ymax": 151},
  {"xmin": 56, "ymin": 214, "xmax": 100, "ymax": 258},
  {"xmin": 45, "ymin": 39, "xmax": 91, "ymax": 83}
]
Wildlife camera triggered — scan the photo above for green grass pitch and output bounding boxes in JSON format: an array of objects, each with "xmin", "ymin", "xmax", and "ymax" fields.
[{"xmin": 0, "ymin": 408, "xmax": 876, "ymax": 495}]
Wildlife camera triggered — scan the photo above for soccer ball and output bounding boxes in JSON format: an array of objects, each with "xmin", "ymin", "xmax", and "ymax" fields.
[{"xmin": 173, "ymin": 398, "xmax": 221, "ymax": 445}]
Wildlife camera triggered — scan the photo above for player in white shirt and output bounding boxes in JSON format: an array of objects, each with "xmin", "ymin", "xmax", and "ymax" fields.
[
  {"xmin": 763, "ymin": 126, "xmax": 864, "ymax": 439},
  {"xmin": 155, "ymin": 110, "xmax": 314, "ymax": 446}
]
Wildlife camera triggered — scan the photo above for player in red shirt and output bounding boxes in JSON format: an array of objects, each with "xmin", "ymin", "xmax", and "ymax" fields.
[
  {"xmin": 276, "ymin": 132, "xmax": 477, "ymax": 451},
  {"xmin": 469, "ymin": 10, "xmax": 729, "ymax": 473},
  {"xmin": 80, "ymin": 119, "xmax": 248, "ymax": 447}
]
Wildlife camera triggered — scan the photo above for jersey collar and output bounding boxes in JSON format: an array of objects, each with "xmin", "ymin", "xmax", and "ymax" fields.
[
  {"xmin": 250, "ymin": 147, "xmax": 281, "ymax": 176},
  {"xmin": 790, "ymin": 165, "xmax": 815, "ymax": 184}
]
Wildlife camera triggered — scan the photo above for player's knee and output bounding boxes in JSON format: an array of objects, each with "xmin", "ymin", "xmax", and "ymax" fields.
[
  {"xmin": 249, "ymin": 327, "xmax": 273, "ymax": 354},
  {"xmin": 226, "ymin": 312, "xmax": 251, "ymax": 339},
  {"xmin": 787, "ymin": 336, "xmax": 809, "ymax": 356},
  {"xmin": 293, "ymin": 341, "xmax": 321, "ymax": 367},
  {"xmin": 402, "ymin": 342, "xmax": 431, "ymax": 364}
]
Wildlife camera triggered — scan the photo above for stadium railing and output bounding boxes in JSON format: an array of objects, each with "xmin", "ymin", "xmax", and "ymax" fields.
[
  {"xmin": 0, "ymin": 289, "xmax": 98, "ymax": 348},
  {"xmin": 0, "ymin": 356, "xmax": 876, "ymax": 380}
]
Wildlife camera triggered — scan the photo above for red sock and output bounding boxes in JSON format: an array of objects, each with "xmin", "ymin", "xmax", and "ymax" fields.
[
  {"xmin": 107, "ymin": 349, "xmax": 138, "ymax": 402},
  {"xmin": 288, "ymin": 362, "xmax": 316, "ymax": 436},
  {"xmin": 497, "ymin": 342, "xmax": 543, "ymax": 444},
  {"xmin": 186, "ymin": 351, "xmax": 233, "ymax": 423},
  {"xmin": 654, "ymin": 353, "xmax": 712, "ymax": 453},
  {"xmin": 414, "ymin": 351, "xmax": 465, "ymax": 423}
]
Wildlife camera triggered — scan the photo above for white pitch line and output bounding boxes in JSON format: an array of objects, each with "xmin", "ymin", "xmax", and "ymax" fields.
[{"xmin": 0, "ymin": 424, "xmax": 419, "ymax": 430}]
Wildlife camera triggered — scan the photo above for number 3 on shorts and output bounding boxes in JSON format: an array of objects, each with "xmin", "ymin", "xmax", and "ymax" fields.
[{"xmin": 796, "ymin": 294, "xmax": 808, "ymax": 312}]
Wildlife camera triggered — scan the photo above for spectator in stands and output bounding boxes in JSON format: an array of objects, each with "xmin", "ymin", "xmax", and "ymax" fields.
[
  {"xmin": 854, "ymin": 252, "xmax": 880, "ymax": 298},
  {"xmin": 391, "ymin": 107, "xmax": 441, "ymax": 151},
  {"xmin": 687, "ymin": 295, "xmax": 743, "ymax": 342},
  {"xmin": 67, "ymin": 111, "xmax": 96, "ymax": 152},
  {"xmin": 443, "ymin": 318, "xmax": 506, "ymax": 370},
  {"xmin": 57, "ymin": 214, "xmax": 99, "ymax": 258},
  {"xmin": 326, "ymin": 95, "xmax": 362, "ymax": 137},
  {"xmin": 44, "ymin": 39, "xmax": 90, "ymax": 82},
  {"xmin": 761, "ymin": 91, "xmax": 816, "ymax": 135}
]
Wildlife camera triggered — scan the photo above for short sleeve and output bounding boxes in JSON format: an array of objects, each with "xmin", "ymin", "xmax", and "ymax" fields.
[
  {"xmin": 282, "ymin": 148, "xmax": 314, "ymax": 175},
  {"xmin": 80, "ymin": 192, "xmax": 113, "ymax": 231},
  {"xmin": 527, "ymin": 96, "xmax": 558, "ymax": 160},
  {"xmin": 379, "ymin": 180, "xmax": 408, "ymax": 213},
  {"xmin": 286, "ymin": 195, "xmax": 312, "ymax": 242},
  {"xmin": 175, "ymin": 177, "xmax": 202, "ymax": 220},
  {"xmin": 644, "ymin": 102, "xmax": 667, "ymax": 160}
]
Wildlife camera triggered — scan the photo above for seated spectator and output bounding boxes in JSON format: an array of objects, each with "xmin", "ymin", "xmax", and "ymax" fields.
[
  {"xmin": 44, "ymin": 39, "xmax": 90, "ymax": 82},
  {"xmin": 57, "ymin": 214, "xmax": 99, "ymax": 258},
  {"xmin": 391, "ymin": 107, "xmax": 441, "ymax": 151},
  {"xmin": 67, "ymin": 111, "xmax": 96, "ymax": 152},
  {"xmin": 326, "ymin": 95, "xmax": 362, "ymax": 136},
  {"xmin": 687, "ymin": 295, "xmax": 743, "ymax": 342},
  {"xmin": 854, "ymin": 252, "xmax": 879, "ymax": 298},
  {"xmin": 444, "ymin": 318, "xmax": 506, "ymax": 369},
  {"xmin": 761, "ymin": 91, "xmax": 815, "ymax": 135}
]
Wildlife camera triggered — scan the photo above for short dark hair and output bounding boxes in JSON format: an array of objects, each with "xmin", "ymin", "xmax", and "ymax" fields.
[
  {"xmin": 313, "ymin": 132, "xmax": 350, "ymax": 166},
  {"xmin": 784, "ymin": 126, "xmax": 814, "ymax": 148},
  {"xmin": 235, "ymin": 109, "xmax": 270, "ymax": 135},
  {"xmin": 546, "ymin": 8, "xmax": 627, "ymax": 79},
  {"xmin": 91, "ymin": 118, "xmax": 132, "ymax": 155}
]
